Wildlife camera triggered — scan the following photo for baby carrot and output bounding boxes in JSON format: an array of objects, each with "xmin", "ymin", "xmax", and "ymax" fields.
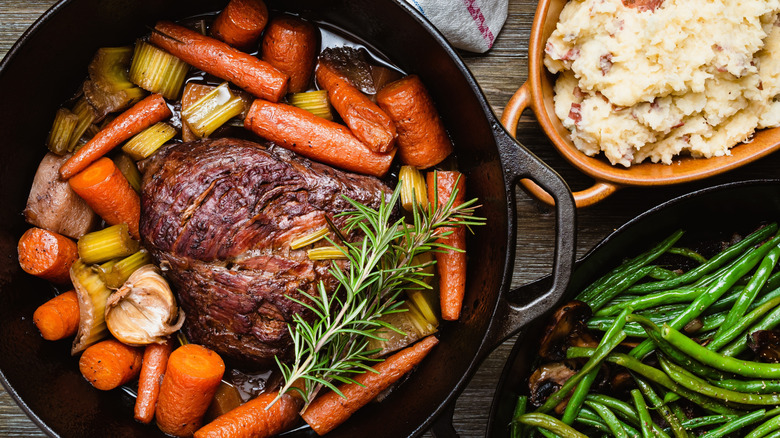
[
  {"xmin": 33, "ymin": 290, "xmax": 80, "ymax": 341},
  {"xmin": 211, "ymin": 0, "xmax": 268, "ymax": 51},
  {"xmin": 302, "ymin": 335, "xmax": 439, "ymax": 435},
  {"xmin": 59, "ymin": 94, "xmax": 171, "ymax": 179},
  {"xmin": 68, "ymin": 157, "xmax": 140, "ymax": 239},
  {"xmin": 244, "ymin": 99, "xmax": 395, "ymax": 177},
  {"xmin": 134, "ymin": 339, "xmax": 174, "ymax": 424},
  {"xmin": 150, "ymin": 21, "xmax": 289, "ymax": 102},
  {"xmin": 376, "ymin": 75, "xmax": 452, "ymax": 168},
  {"xmin": 262, "ymin": 16, "xmax": 318, "ymax": 93},
  {"xmin": 195, "ymin": 391, "xmax": 301, "ymax": 438},
  {"xmin": 18, "ymin": 227, "xmax": 78, "ymax": 284},
  {"xmin": 427, "ymin": 171, "xmax": 466, "ymax": 321},
  {"xmin": 155, "ymin": 344, "xmax": 225, "ymax": 437},
  {"xmin": 78, "ymin": 339, "xmax": 143, "ymax": 391}
]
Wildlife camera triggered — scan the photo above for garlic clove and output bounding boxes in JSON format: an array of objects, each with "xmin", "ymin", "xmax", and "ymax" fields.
[{"xmin": 105, "ymin": 265, "xmax": 184, "ymax": 346}]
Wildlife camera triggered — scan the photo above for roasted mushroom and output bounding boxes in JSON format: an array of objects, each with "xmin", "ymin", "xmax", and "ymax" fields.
[
  {"xmin": 104, "ymin": 265, "xmax": 184, "ymax": 346},
  {"xmin": 538, "ymin": 301, "xmax": 594, "ymax": 361},
  {"xmin": 528, "ymin": 362, "xmax": 577, "ymax": 409}
]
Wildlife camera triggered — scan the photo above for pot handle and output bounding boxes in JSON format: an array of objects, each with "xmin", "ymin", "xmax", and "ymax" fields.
[
  {"xmin": 484, "ymin": 106, "xmax": 577, "ymax": 349},
  {"xmin": 502, "ymin": 82, "xmax": 619, "ymax": 208}
]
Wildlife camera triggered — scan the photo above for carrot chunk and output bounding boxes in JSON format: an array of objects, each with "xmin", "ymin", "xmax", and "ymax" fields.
[
  {"xmin": 150, "ymin": 21, "xmax": 289, "ymax": 102},
  {"xmin": 33, "ymin": 290, "xmax": 80, "ymax": 341},
  {"xmin": 78, "ymin": 339, "xmax": 143, "ymax": 390},
  {"xmin": 134, "ymin": 340, "xmax": 174, "ymax": 424},
  {"xmin": 18, "ymin": 227, "xmax": 78, "ymax": 284},
  {"xmin": 244, "ymin": 99, "xmax": 395, "ymax": 177},
  {"xmin": 59, "ymin": 94, "xmax": 171, "ymax": 179},
  {"xmin": 302, "ymin": 335, "xmax": 439, "ymax": 435},
  {"xmin": 211, "ymin": 0, "xmax": 269, "ymax": 51},
  {"xmin": 427, "ymin": 171, "xmax": 466, "ymax": 320},
  {"xmin": 69, "ymin": 157, "xmax": 141, "ymax": 239},
  {"xmin": 195, "ymin": 391, "xmax": 301, "ymax": 438},
  {"xmin": 376, "ymin": 75, "xmax": 452, "ymax": 168},
  {"xmin": 262, "ymin": 16, "xmax": 318, "ymax": 93},
  {"xmin": 155, "ymin": 344, "xmax": 226, "ymax": 437}
]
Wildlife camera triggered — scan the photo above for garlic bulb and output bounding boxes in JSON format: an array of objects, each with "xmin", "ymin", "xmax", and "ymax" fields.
[{"xmin": 105, "ymin": 265, "xmax": 184, "ymax": 346}]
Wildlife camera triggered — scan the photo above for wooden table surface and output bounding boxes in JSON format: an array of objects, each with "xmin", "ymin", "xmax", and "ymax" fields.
[{"xmin": 2, "ymin": 1, "xmax": 779, "ymax": 436}]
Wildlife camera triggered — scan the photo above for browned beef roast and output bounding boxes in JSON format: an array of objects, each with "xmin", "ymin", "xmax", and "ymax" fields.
[{"xmin": 140, "ymin": 138, "xmax": 391, "ymax": 365}]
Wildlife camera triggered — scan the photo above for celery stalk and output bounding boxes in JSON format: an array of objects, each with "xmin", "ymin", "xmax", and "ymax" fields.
[
  {"xmin": 399, "ymin": 166, "xmax": 429, "ymax": 211},
  {"xmin": 181, "ymin": 82, "xmax": 244, "ymax": 138},
  {"xmin": 122, "ymin": 122, "xmax": 177, "ymax": 160},
  {"xmin": 290, "ymin": 227, "xmax": 330, "ymax": 250},
  {"xmin": 129, "ymin": 40, "xmax": 189, "ymax": 99},
  {"xmin": 46, "ymin": 108, "xmax": 79, "ymax": 155},
  {"xmin": 101, "ymin": 249, "xmax": 153, "ymax": 289},
  {"xmin": 77, "ymin": 224, "xmax": 139, "ymax": 265},
  {"xmin": 112, "ymin": 153, "xmax": 142, "ymax": 193},
  {"xmin": 289, "ymin": 90, "xmax": 333, "ymax": 120},
  {"xmin": 68, "ymin": 98, "xmax": 97, "ymax": 151},
  {"xmin": 307, "ymin": 246, "xmax": 348, "ymax": 261}
]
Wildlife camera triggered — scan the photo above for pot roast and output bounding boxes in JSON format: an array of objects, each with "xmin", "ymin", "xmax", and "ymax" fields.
[{"xmin": 140, "ymin": 138, "xmax": 391, "ymax": 364}]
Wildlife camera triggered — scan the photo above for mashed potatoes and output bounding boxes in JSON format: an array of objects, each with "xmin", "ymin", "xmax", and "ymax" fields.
[{"xmin": 544, "ymin": 0, "xmax": 780, "ymax": 167}]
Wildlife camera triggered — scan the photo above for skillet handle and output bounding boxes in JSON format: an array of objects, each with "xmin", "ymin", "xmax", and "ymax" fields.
[
  {"xmin": 502, "ymin": 82, "xmax": 619, "ymax": 208},
  {"xmin": 484, "ymin": 109, "xmax": 577, "ymax": 349}
]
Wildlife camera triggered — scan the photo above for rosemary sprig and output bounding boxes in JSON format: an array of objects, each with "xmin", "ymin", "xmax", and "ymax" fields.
[{"xmin": 273, "ymin": 180, "xmax": 483, "ymax": 411}]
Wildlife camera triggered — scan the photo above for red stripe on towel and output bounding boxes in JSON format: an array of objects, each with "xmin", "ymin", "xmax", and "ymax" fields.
[{"xmin": 461, "ymin": 0, "xmax": 495, "ymax": 47}]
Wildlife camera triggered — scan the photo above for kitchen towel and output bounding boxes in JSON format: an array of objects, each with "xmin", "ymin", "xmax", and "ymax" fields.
[{"xmin": 403, "ymin": 0, "xmax": 508, "ymax": 53}]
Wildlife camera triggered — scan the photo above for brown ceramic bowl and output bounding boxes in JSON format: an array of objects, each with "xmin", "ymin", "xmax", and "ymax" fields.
[{"xmin": 501, "ymin": 0, "xmax": 780, "ymax": 208}]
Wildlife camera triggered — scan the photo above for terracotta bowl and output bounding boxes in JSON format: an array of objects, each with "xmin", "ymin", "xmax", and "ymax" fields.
[{"xmin": 501, "ymin": 0, "xmax": 780, "ymax": 208}]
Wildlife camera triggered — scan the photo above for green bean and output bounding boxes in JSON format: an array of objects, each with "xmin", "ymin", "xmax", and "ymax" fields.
[
  {"xmin": 633, "ymin": 375, "xmax": 687, "ymax": 438},
  {"xmin": 538, "ymin": 308, "xmax": 629, "ymax": 414},
  {"xmin": 585, "ymin": 401, "xmax": 629, "ymax": 438},
  {"xmin": 745, "ymin": 411, "xmax": 780, "ymax": 438},
  {"xmin": 659, "ymin": 356, "xmax": 780, "ymax": 405},
  {"xmin": 713, "ymin": 378, "xmax": 780, "ymax": 394},
  {"xmin": 627, "ymin": 314, "xmax": 731, "ymax": 380},
  {"xmin": 510, "ymin": 395, "xmax": 528, "ymax": 438},
  {"xmin": 516, "ymin": 413, "xmax": 589, "ymax": 438},
  {"xmin": 717, "ymin": 242, "xmax": 780, "ymax": 337},
  {"xmin": 596, "ymin": 288, "xmax": 706, "ymax": 317},
  {"xmin": 707, "ymin": 294, "xmax": 780, "ymax": 351},
  {"xmin": 628, "ymin": 224, "xmax": 778, "ymax": 294},
  {"xmin": 536, "ymin": 428, "xmax": 560, "ymax": 438},
  {"xmin": 589, "ymin": 265, "xmax": 659, "ymax": 312},
  {"xmin": 631, "ymin": 390, "xmax": 656, "ymax": 438},
  {"xmin": 568, "ymin": 349, "xmax": 741, "ymax": 416},
  {"xmin": 562, "ymin": 368, "xmax": 598, "ymax": 425},
  {"xmin": 667, "ymin": 247, "xmax": 708, "ymax": 264},
  {"xmin": 577, "ymin": 230, "xmax": 685, "ymax": 303},
  {"xmin": 662, "ymin": 323, "xmax": 780, "ymax": 378},
  {"xmin": 765, "ymin": 430, "xmax": 780, "ymax": 438},
  {"xmin": 699, "ymin": 409, "xmax": 766, "ymax": 438},
  {"xmin": 679, "ymin": 415, "xmax": 736, "ymax": 430},
  {"xmin": 632, "ymin": 235, "xmax": 780, "ymax": 358},
  {"xmin": 720, "ymin": 299, "xmax": 780, "ymax": 357},
  {"xmin": 648, "ymin": 266, "xmax": 680, "ymax": 280},
  {"xmin": 574, "ymin": 415, "xmax": 610, "ymax": 434},
  {"xmin": 585, "ymin": 394, "xmax": 641, "ymax": 427}
]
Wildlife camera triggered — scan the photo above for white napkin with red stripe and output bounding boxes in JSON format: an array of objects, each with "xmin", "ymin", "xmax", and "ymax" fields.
[{"xmin": 403, "ymin": 0, "xmax": 508, "ymax": 53}]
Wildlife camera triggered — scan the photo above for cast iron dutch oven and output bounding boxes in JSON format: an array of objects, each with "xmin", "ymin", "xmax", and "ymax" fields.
[
  {"xmin": 486, "ymin": 179, "xmax": 780, "ymax": 437},
  {"xmin": 0, "ymin": 0, "xmax": 576, "ymax": 436}
]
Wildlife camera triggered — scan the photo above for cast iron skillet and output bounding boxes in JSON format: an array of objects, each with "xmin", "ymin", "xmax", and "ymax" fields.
[
  {"xmin": 0, "ymin": 0, "xmax": 576, "ymax": 436},
  {"xmin": 485, "ymin": 179, "xmax": 780, "ymax": 437}
]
